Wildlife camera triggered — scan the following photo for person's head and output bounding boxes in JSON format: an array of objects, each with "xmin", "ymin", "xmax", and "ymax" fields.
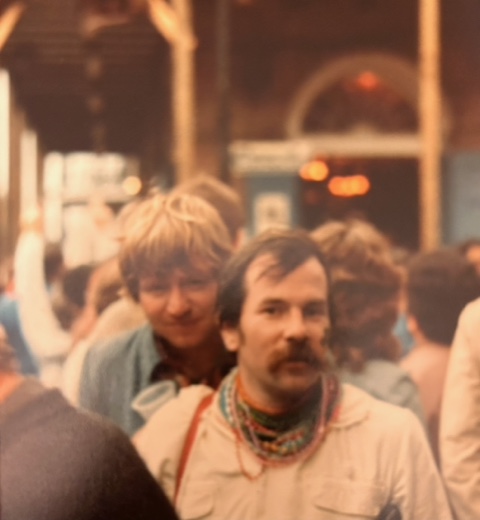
[
  {"xmin": 86, "ymin": 257, "xmax": 123, "ymax": 316},
  {"xmin": 457, "ymin": 238, "xmax": 480, "ymax": 277},
  {"xmin": 218, "ymin": 229, "xmax": 332, "ymax": 409},
  {"xmin": 52, "ymin": 264, "xmax": 95, "ymax": 331},
  {"xmin": 311, "ymin": 219, "xmax": 402, "ymax": 370},
  {"xmin": 407, "ymin": 249, "xmax": 480, "ymax": 346},
  {"xmin": 43, "ymin": 243, "xmax": 64, "ymax": 286},
  {"xmin": 171, "ymin": 175, "xmax": 245, "ymax": 248},
  {"xmin": 119, "ymin": 192, "xmax": 232, "ymax": 350},
  {"xmin": 70, "ymin": 257, "xmax": 124, "ymax": 344},
  {"xmin": 62, "ymin": 265, "xmax": 95, "ymax": 310}
]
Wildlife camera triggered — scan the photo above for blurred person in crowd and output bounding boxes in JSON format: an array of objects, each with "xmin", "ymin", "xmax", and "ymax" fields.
[
  {"xmin": 70, "ymin": 258, "xmax": 123, "ymax": 344},
  {"xmin": 14, "ymin": 212, "xmax": 72, "ymax": 386},
  {"xmin": 0, "ymin": 258, "xmax": 38, "ymax": 376},
  {"xmin": 171, "ymin": 174, "xmax": 246, "ymax": 248},
  {"xmin": 311, "ymin": 219, "xmax": 425, "ymax": 423},
  {"xmin": 52, "ymin": 264, "xmax": 95, "ymax": 332},
  {"xmin": 401, "ymin": 250, "xmax": 480, "ymax": 463},
  {"xmin": 63, "ymin": 196, "xmax": 119, "ymax": 267},
  {"xmin": 61, "ymin": 257, "xmax": 125, "ymax": 404},
  {"xmin": 391, "ymin": 246, "xmax": 415, "ymax": 357},
  {"xmin": 79, "ymin": 193, "xmax": 234, "ymax": 435},
  {"xmin": 440, "ymin": 296, "xmax": 480, "ymax": 519},
  {"xmin": 15, "ymin": 209, "xmax": 114, "ymax": 386},
  {"xmin": 0, "ymin": 323, "xmax": 179, "ymax": 520},
  {"xmin": 457, "ymin": 237, "xmax": 480, "ymax": 277},
  {"xmin": 43, "ymin": 242, "xmax": 65, "ymax": 293},
  {"xmin": 135, "ymin": 229, "xmax": 451, "ymax": 520}
]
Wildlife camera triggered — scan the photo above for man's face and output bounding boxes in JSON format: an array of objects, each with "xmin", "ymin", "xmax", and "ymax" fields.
[
  {"xmin": 138, "ymin": 262, "xmax": 219, "ymax": 350},
  {"xmin": 222, "ymin": 254, "xmax": 331, "ymax": 408}
]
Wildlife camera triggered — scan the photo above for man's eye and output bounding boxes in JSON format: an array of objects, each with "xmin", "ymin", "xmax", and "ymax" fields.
[
  {"xmin": 263, "ymin": 306, "xmax": 282, "ymax": 316},
  {"xmin": 144, "ymin": 285, "xmax": 168, "ymax": 294},
  {"xmin": 185, "ymin": 279, "xmax": 209, "ymax": 289},
  {"xmin": 304, "ymin": 305, "xmax": 326, "ymax": 318}
]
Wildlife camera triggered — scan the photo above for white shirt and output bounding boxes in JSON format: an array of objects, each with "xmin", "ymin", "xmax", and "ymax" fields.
[{"xmin": 135, "ymin": 382, "xmax": 452, "ymax": 520}]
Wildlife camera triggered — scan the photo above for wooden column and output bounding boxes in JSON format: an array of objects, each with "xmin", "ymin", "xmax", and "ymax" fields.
[
  {"xmin": 419, "ymin": 0, "xmax": 442, "ymax": 250},
  {"xmin": 217, "ymin": 0, "xmax": 231, "ymax": 184},
  {"xmin": 7, "ymin": 96, "xmax": 24, "ymax": 257},
  {"xmin": 0, "ymin": 3, "xmax": 25, "ymax": 52},
  {"xmin": 171, "ymin": 0, "xmax": 196, "ymax": 184}
]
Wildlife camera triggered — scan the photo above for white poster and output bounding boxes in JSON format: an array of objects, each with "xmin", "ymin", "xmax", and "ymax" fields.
[{"xmin": 254, "ymin": 192, "xmax": 292, "ymax": 235}]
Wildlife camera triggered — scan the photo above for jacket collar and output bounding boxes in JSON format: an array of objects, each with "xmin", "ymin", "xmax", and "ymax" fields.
[{"xmin": 331, "ymin": 383, "xmax": 370, "ymax": 429}]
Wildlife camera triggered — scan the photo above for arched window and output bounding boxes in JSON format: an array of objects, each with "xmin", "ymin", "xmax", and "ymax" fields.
[{"xmin": 286, "ymin": 52, "xmax": 450, "ymax": 141}]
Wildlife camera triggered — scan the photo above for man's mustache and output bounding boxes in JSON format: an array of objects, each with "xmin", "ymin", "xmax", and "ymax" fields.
[{"xmin": 272, "ymin": 340, "xmax": 323, "ymax": 369}]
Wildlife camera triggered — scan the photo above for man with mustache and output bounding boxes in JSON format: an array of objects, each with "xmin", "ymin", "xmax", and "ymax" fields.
[{"xmin": 135, "ymin": 229, "xmax": 452, "ymax": 519}]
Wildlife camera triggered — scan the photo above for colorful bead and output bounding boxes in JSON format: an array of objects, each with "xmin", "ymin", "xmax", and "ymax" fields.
[{"xmin": 218, "ymin": 369, "xmax": 341, "ymax": 469}]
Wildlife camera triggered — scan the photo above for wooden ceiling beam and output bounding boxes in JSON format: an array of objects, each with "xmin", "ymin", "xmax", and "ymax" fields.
[{"xmin": 0, "ymin": 2, "xmax": 26, "ymax": 52}]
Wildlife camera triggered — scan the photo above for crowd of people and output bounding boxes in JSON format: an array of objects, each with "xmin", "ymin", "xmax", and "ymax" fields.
[{"xmin": 1, "ymin": 175, "xmax": 480, "ymax": 519}]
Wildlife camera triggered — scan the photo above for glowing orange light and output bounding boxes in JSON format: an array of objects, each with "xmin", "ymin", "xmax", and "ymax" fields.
[
  {"xmin": 328, "ymin": 175, "xmax": 371, "ymax": 197},
  {"xmin": 122, "ymin": 175, "xmax": 142, "ymax": 196},
  {"xmin": 355, "ymin": 71, "xmax": 380, "ymax": 91},
  {"xmin": 299, "ymin": 160, "xmax": 329, "ymax": 182}
]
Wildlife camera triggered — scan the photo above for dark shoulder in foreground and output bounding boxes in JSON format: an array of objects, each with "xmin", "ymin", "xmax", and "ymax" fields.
[{"xmin": 0, "ymin": 379, "xmax": 178, "ymax": 520}]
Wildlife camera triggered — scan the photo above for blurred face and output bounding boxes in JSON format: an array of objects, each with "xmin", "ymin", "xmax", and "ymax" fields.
[
  {"xmin": 222, "ymin": 254, "xmax": 331, "ymax": 409},
  {"xmin": 138, "ymin": 262, "xmax": 219, "ymax": 350}
]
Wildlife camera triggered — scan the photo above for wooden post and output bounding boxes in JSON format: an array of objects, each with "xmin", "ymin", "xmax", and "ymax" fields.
[
  {"xmin": 419, "ymin": 0, "xmax": 442, "ymax": 250},
  {"xmin": 171, "ymin": 0, "xmax": 196, "ymax": 184},
  {"xmin": 217, "ymin": 0, "xmax": 231, "ymax": 184},
  {"xmin": 0, "ymin": 3, "xmax": 25, "ymax": 52}
]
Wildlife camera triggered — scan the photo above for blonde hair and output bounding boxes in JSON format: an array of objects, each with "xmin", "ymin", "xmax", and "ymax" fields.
[
  {"xmin": 311, "ymin": 219, "xmax": 402, "ymax": 370},
  {"xmin": 119, "ymin": 193, "xmax": 233, "ymax": 300},
  {"xmin": 172, "ymin": 175, "xmax": 245, "ymax": 244}
]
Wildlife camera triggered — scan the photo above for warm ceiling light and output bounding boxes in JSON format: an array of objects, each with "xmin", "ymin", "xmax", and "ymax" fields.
[
  {"xmin": 328, "ymin": 175, "xmax": 371, "ymax": 197},
  {"xmin": 122, "ymin": 175, "xmax": 142, "ymax": 196},
  {"xmin": 299, "ymin": 160, "xmax": 329, "ymax": 182},
  {"xmin": 355, "ymin": 71, "xmax": 380, "ymax": 91}
]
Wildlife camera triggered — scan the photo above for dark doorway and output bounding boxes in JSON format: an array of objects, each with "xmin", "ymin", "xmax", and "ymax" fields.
[{"xmin": 300, "ymin": 158, "xmax": 419, "ymax": 250}]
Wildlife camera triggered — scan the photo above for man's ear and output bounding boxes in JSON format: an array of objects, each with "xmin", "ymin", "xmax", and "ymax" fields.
[
  {"xmin": 221, "ymin": 325, "xmax": 241, "ymax": 353},
  {"xmin": 407, "ymin": 314, "xmax": 419, "ymax": 335},
  {"xmin": 407, "ymin": 314, "xmax": 425, "ymax": 343}
]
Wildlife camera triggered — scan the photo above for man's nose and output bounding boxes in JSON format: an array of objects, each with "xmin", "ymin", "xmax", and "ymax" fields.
[
  {"xmin": 284, "ymin": 309, "xmax": 307, "ymax": 340},
  {"xmin": 166, "ymin": 286, "xmax": 190, "ymax": 317}
]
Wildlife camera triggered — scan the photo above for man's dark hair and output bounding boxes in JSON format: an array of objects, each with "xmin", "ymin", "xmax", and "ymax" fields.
[
  {"xmin": 408, "ymin": 249, "xmax": 480, "ymax": 345},
  {"xmin": 218, "ymin": 228, "xmax": 332, "ymax": 328}
]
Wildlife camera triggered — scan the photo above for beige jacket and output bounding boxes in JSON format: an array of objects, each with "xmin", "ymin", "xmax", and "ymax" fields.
[
  {"xmin": 440, "ymin": 298, "xmax": 480, "ymax": 519},
  {"xmin": 401, "ymin": 342, "xmax": 450, "ymax": 463},
  {"xmin": 135, "ymin": 383, "xmax": 452, "ymax": 520}
]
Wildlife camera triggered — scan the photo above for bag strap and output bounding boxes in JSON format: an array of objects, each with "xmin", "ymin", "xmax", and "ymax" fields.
[{"xmin": 174, "ymin": 392, "xmax": 214, "ymax": 504}]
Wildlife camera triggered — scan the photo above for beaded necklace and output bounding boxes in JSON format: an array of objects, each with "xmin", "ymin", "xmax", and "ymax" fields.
[{"xmin": 219, "ymin": 369, "xmax": 340, "ymax": 472}]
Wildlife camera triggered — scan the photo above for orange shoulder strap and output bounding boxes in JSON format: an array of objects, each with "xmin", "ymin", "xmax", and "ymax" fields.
[{"xmin": 174, "ymin": 392, "xmax": 214, "ymax": 504}]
